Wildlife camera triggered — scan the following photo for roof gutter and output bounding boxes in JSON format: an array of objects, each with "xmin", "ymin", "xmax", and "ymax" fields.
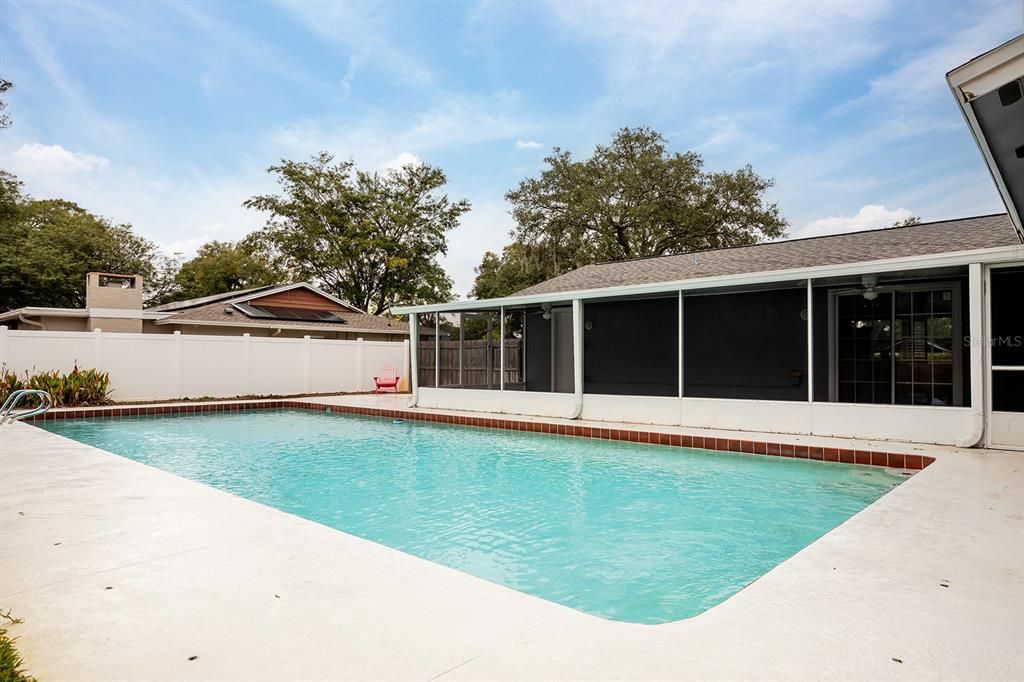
[
  {"xmin": 17, "ymin": 313, "xmax": 45, "ymax": 331},
  {"xmin": 153, "ymin": 318, "xmax": 409, "ymax": 336},
  {"xmin": 394, "ymin": 244, "xmax": 1024, "ymax": 314}
]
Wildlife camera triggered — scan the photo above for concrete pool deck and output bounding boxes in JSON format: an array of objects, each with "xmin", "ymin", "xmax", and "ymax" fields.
[{"xmin": 1, "ymin": 397, "xmax": 1022, "ymax": 680}]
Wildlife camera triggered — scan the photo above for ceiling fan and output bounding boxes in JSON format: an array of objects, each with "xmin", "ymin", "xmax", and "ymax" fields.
[{"xmin": 834, "ymin": 274, "xmax": 883, "ymax": 301}]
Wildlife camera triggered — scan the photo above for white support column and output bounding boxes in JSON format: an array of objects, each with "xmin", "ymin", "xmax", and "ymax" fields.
[
  {"xmin": 960, "ymin": 262, "xmax": 986, "ymax": 447},
  {"xmin": 807, "ymin": 279, "xmax": 814, "ymax": 403},
  {"xmin": 677, "ymin": 291, "xmax": 684, "ymax": 398},
  {"xmin": 409, "ymin": 315, "xmax": 419, "ymax": 394},
  {"xmin": 499, "ymin": 307, "xmax": 505, "ymax": 391},
  {"xmin": 572, "ymin": 299, "xmax": 583, "ymax": 415},
  {"xmin": 435, "ymin": 316, "xmax": 440, "ymax": 387},
  {"xmin": 0, "ymin": 326, "xmax": 7, "ymax": 370}
]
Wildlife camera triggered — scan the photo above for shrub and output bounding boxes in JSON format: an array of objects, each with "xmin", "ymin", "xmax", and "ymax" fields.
[
  {"xmin": 0, "ymin": 626, "xmax": 34, "ymax": 682},
  {"xmin": 0, "ymin": 364, "xmax": 111, "ymax": 408}
]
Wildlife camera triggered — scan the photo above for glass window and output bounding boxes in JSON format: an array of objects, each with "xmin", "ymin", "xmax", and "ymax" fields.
[{"xmin": 834, "ymin": 284, "xmax": 960, "ymax": 406}]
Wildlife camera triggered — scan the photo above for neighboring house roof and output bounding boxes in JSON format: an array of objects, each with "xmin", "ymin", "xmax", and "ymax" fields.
[
  {"xmin": 515, "ymin": 214, "xmax": 1020, "ymax": 296},
  {"xmin": 147, "ymin": 284, "xmax": 280, "ymax": 312},
  {"xmin": 1, "ymin": 282, "xmax": 408, "ymax": 335},
  {"xmin": 151, "ymin": 282, "xmax": 409, "ymax": 335},
  {"xmin": 157, "ymin": 301, "xmax": 407, "ymax": 334}
]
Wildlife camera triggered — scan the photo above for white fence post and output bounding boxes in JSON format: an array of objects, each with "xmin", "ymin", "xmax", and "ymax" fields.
[
  {"xmin": 303, "ymin": 335, "xmax": 312, "ymax": 394},
  {"xmin": 356, "ymin": 337, "xmax": 364, "ymax": 392},
  {"xmin": 173, "ymin": 331, "xmax": 183, "ymax": 399},
  {"xmin": 243, "ymin": 333, "xmax": 252, "ymax": 395},
  {"xmin": 0, "ymin": 326, "xmax": 7, "ymax": 370},
  {"xmin": 93, "ymin": 329, "xmax": 103, "ymax": 371}
]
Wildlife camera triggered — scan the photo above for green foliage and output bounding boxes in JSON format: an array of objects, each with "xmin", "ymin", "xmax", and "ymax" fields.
[
  {"xmin": 891, "ymin": 216, "xmax": 922, "ymax": 227},
  {"xmin": 0, "ymin": 77, "xmax": 12, "ymax": 130},
  {"xmin": 165, "ymin": 235, "xmax": 286, "ymax": 303},
  {"xmin": 245, "ymin": 153, "xmax": 469, "ymax": 314},
  {"xmin": 0, "ymin": 628, "xmax": 35, "ymax": 682},
  {"xmin": 0, "ymin": 365, "xmax": 111, "ymax": 408},
  {"xmin": 470, "ymin": 243, "xmax": 553, "ymax": 300},
  {"xmin": 474, "ymin": 127, "xmax": 788, "ymax": 298},
  {"xmin": 0, "ymin": 172, "xmax": 167, "ymax": 309}
]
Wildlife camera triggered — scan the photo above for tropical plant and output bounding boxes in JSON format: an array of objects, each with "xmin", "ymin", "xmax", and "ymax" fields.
[{"xmin": 0, "ymin": 365, "xmax": 111, "ymax": 408}]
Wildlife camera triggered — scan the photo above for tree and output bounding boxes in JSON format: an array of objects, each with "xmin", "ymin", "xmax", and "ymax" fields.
[
  {"xmin": 474, "ymin": 127, "xmax": 787, "ymax": 298},
  {"xmin": 0, "ymin": 173, "xmax": 166, "ymax": 309},
  {"xmin": 890, "ymin": 216, "xmax": 922, "ymax": 227},
  {"xmin": 245, "ymin": 152, "xmax": 469, "ymax": 315},
  {"xmin": 470, "ymin": 242, "xmax": 558, "ymax": 300},
  {"xmin": 168, "ymin": 236, "xmax": 286, "ymax": 302},
  {"xmin": 0, "ymin": 78, "xmax": 12, "ymax": 130}
]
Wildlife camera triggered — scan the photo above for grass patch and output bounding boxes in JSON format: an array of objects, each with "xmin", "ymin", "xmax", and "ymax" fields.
[{"xmin": 0, "ymin": 626, "xmax": 34, "ymax": 682}]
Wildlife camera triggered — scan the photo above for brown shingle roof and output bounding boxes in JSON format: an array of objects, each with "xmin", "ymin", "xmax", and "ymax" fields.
[
  {"xmin": 515, "ymin": 214, "xmax": 1020, "ymax": 296},
  {"xmin": 161, "ymin": 301, "xmax": 408, "ymax": 333}
]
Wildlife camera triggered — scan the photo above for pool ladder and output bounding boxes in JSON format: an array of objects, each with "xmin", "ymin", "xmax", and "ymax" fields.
[{"xmin": 0, "ymin": 390, "xmax": 53, "ymax": 425}]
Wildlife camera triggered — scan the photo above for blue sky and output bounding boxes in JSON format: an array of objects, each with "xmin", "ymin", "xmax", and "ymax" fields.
[{"xmin": 0, "ymin": 1, "xmax": 1019, "ymax": 297}]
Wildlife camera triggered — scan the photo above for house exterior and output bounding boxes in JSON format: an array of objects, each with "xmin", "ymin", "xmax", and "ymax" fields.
[
  {"xmin": 395, "ymin": 216, "xmax": 1024, "ymax": 450},
  {"xmin": 0, "ymin": 274, "xmax": 409, "ymax": 342},
  {"xmin": 396, "ymin": 34, "xmax": 1024, "ymax": 452}
]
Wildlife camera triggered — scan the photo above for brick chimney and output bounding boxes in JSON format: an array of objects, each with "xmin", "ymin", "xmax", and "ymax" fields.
[{"xmin": 85, "ymin": 273, "xmax": 144, "ymax": 332}]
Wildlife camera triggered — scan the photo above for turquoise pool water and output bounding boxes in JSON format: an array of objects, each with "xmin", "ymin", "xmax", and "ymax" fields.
[{"xmin": 42, "ymin": 409, "xmax": 902, "ymax": 624}]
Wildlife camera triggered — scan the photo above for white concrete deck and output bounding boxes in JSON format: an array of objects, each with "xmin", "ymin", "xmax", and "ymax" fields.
[{"xmin": 1, "ymin": 399, "xmax": 1022, "ymax": 681}]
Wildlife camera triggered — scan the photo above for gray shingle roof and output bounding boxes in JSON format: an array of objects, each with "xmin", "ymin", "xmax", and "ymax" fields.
[
  {"xmin": 161, "ymin": 301, "xmax": 408, "ymax": 333},
  {"xmin": 515, "ymin": 214, "xmax": 1020, "ymax": 296}
]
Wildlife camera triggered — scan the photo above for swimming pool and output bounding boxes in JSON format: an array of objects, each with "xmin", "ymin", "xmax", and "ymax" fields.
[{"xmin": 42, "ymin": 409, "xmax": 902, "ymax": 624}]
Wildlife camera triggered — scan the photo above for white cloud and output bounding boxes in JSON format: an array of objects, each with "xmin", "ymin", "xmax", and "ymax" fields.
[
  {"xmin": 797, "ymin": 204, "xmax": 914, "ymax": 238},
  {"xmin": 161, "ymin": 235, "xmax": 213, "ymax": 257},
  {"xmin": 439, "ymin": 198, "xmax": 515, "ymax": 299},
  {"xmin": 11, "ymin": 143, "xmax": 110, "ymax": 173},
  {"xmin": 515, "ymin": 139, "xmax": 543, "ymax": 150},
  {"xmin": 269, "ymin": 91, "xmax": 530, "ymax": 167},
  {"xmin": 382, "ymin": 151, "xmax": 422, "ymax": 171}
]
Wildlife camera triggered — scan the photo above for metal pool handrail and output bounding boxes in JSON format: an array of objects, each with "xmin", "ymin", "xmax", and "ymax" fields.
[{"xmin": 0, "ymin": 390, "xmax": 53, "ymax": 424}]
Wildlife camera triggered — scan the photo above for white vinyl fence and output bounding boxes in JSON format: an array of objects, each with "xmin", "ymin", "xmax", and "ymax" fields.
[{"xmin": 0, "ymin": 326, "xmax": 409, "ymax": 402}]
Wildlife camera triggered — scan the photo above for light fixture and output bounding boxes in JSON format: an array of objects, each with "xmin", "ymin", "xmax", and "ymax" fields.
[{"xmin": 541, "ymin": 303, "xmax": 552, "ymax": 320}]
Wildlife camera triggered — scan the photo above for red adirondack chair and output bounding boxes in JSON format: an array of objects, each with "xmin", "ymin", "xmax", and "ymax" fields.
[{"xmin": 374, "ymin": 367, "xmax": 400, "ymax": 393}]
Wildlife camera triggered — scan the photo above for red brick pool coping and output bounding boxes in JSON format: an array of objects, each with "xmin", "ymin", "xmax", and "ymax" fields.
[{"xmin": 29, "ymin": 399, "xmax": 934, "ymax": 471}]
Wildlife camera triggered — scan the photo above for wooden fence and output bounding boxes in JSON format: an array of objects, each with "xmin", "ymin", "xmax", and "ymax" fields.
[{"xmin": 418, "ymin": 339, "xmax": 522, "ymax": 388}]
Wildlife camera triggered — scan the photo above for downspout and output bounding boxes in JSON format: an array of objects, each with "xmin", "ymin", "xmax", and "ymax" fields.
[
  {"xmin": 18, "ymin": 314, "xmax": 45, "ymax": 331},
  {"xmin": 956, "ymin": 263, "xmax": 985, "ymax": 448},
  {"xmin": 569, "ymin": 298, "xmax": 584, "ymax": 419},
  {"xmin": 407, "ymin": 314, "xmax": 420, "ymax": 408}
]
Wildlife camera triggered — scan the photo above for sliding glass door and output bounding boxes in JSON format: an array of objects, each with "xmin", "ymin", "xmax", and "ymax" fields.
[{"xmin": 832, "ymin": 283, "xmax": 961, "ymax": 406}]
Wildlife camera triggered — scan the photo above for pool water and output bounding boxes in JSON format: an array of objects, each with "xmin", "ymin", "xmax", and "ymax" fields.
[{"xmin": 42, "ymin": 410, "xmax": 902, "ymax": 624}]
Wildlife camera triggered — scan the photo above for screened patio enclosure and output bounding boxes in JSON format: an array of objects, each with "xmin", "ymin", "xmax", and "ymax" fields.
[{"xmin": 413, "ymin": 267, "xmax": 974, "ymax": 408}]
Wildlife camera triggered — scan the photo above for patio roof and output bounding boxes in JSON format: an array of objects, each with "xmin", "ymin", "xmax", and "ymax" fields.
[{"xmin": 395, "ymin": 214, "xmax": 1024, "ymax": 314}]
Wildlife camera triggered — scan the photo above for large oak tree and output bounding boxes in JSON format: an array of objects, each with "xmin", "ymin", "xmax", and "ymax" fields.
[
  {"xmin": 473, "ymin": 127, "xmax": 787, "ymax": 298},
  {"xmin": 246, "ymin": 153, "xmax": 469, "ymax": 315}
]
